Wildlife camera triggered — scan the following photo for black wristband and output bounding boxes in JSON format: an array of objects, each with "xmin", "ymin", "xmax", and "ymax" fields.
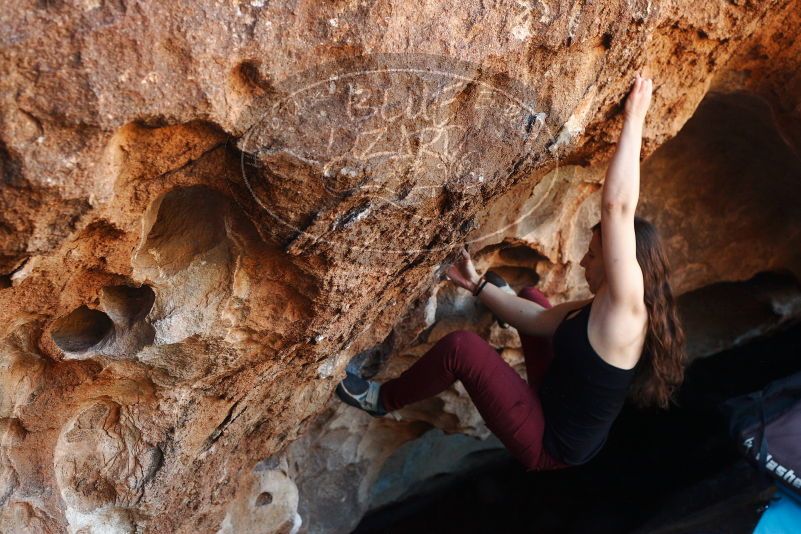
[
  {"xmin": 474, "ymin": 278, "xmax": 489, "ymax": 296},
  {"xmin": 471, "ymin": 275, "xmax": 486, "ymax": 296}
]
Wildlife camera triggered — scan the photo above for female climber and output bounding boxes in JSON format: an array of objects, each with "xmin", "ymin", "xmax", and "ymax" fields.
[{"xmin": 335, "ymin": 73, "xmax": 686, "ymax": 472}]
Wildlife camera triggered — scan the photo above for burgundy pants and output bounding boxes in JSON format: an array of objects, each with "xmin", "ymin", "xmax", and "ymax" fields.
[{"xmin": 380, "ymin": 287, "xmax": 571, "ymax": 472}]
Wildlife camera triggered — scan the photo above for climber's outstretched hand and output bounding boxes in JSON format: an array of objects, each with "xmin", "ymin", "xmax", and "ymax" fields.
[
  {"xmin": 444, "ymin": 247, "xmax": 480, "ymax": 292},
  {"xmin": 624, "ymin": 73, "xmax": 653, "ymax": 125}
]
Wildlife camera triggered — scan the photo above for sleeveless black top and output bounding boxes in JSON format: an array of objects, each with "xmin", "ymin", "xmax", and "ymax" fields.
[{"xmin": 540, "ymin": 300, "xmax": 638, "ymax": 465}]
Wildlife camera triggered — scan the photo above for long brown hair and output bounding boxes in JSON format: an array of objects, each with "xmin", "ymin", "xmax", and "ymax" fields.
[{"xmin": 592, "ymin": 217, "xmax": 686, "ymax": 410}]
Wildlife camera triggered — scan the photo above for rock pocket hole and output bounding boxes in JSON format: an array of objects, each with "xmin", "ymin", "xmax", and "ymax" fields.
[
  {"xmin": 231, "ymin": 60, "xmax": 273, "ymax": 97},
  {"xmin": 497, "ymin": 245, "xmax": 547, "ymax": 266},
  {"xmin": 51, "ymin": 306, "xmax": 114, "ymax": 353},
  {"xmin": 255, "ymin": 492, "xmax": 273, "ymax": 506},
  {"xmin": 135, "ymin": 186, "xmax": 229, "ymax": 275},
  {"xmin": 100, "ymin": 284, "xmax": 155, "ymax": 326},
  {"xmin": 475, "ymin": 242, "xmax": 545, "ymax": 286},
  {"xmin": 489, "ymin": 265, "xmax": 540, "ymax": 289},
  {"xmin": 1, "ymin": 257, "xmax": 29, "ymax": 289}
]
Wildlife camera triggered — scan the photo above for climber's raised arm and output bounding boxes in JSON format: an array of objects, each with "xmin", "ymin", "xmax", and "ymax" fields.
[{"xmin": 598, "ymin": 74, "xmax": 651, "ymax": 310}]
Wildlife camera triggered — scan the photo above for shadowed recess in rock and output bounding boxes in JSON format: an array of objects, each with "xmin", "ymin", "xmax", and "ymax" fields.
[
  {"xmin": 478, "ymin": 241, "xmax": 548, "ymax": 266},
  {"xmin": 230, "ymin": 60, "xmax": 274, "ymax": 97},
  {"xmin": 131, "ymin": 184, "xmax": 238, "ymax": 346},
  {"xmin": 135, "ymin": 186, "xmax": 230, "ymax": 275},
  {"xmin": 0, "ymin": 257, "xmax": 28, "ymax": 290},
  {"xmin": 346, "ymin": 331, "xmax": 396, "ymax": 379},
  {"xmin": 475, "ymin": 241, "xmax": 544, "ymax": 288},
  {"xmin": 100, "ymin": 284, "xmax": 155, "ymax": 326},
  {"xmin": 639, "ymin": 91, "xmax": 801, "ymax": 293},
  {"xmin": 498, "ymin": 245, "xmax": 547, "ymax": 265},
  {"xmin": 255, "ymin": 492, "xmax": 273, "ymax": 506},
  {"xmin": 677, "ymin": 270, "xmax": 801, "ymax": 361},
  {"xmin": 50, "ymin": 306, "xmax": 114, "ymax": 354}
]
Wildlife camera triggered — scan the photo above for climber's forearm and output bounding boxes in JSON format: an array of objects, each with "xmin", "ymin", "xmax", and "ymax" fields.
[
  {"xmin": 474, "ymin": 282, "xmax": 546, "ymax": 331},
  {"xmin": 602, "ymin": 118, "xmax": 643, "ymax": 212}
]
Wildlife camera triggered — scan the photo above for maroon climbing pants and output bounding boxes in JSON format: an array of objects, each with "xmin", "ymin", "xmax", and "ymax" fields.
[{"xmin": 379, "ymin": 286, "xmax": 570, "ymax": 472}]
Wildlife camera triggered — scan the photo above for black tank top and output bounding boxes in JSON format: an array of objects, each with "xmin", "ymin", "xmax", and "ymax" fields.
[{"xmin": 540, "ymin": 300, "xmax": 637, "ymax": 465}]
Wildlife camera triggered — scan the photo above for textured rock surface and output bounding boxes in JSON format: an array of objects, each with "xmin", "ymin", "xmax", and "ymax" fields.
[{"xmin": 2, "ymin": 0, "xmax": 801, "ymax": 532}]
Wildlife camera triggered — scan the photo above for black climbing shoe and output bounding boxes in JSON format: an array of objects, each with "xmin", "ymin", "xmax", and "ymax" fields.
[
  {"xmin": 485, "ymin": 270, "xmax": 516, "ymax": 328},
  {"xmin": 336, "ymin": 371, "xmax": 388, "ymax": 417}
]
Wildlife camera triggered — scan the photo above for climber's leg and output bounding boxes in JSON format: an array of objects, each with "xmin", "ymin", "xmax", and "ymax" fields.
[
  {"xmin": 516, "ymin": 286, "xmax": 557, "ymax": 389},
  {"xmin": 379, "ymin": 330, "xmax": 549, "ymax": 470},
  {"xmin": 514, "ymin": 286, "xmax": 573, "ymax": 471}
]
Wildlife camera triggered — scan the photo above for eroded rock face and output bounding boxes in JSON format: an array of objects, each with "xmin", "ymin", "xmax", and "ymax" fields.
[
  {"xmin": 2, "ymin": 0, "xmax": 801, "ymax": 532},
  {"xmin": 55, "ymin": 400, "xmax": 162, "ymax": 516}
]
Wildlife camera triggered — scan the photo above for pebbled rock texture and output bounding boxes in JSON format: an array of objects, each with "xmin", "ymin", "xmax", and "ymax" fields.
[{"xmin": 2, "ymin": 0, "xmax": 801, "ymax": 532}]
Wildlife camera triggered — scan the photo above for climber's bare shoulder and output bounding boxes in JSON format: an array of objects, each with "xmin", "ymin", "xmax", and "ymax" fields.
[{"xmin": 589, "ymin": 289, "xmax": 648, "ymax": 369}]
